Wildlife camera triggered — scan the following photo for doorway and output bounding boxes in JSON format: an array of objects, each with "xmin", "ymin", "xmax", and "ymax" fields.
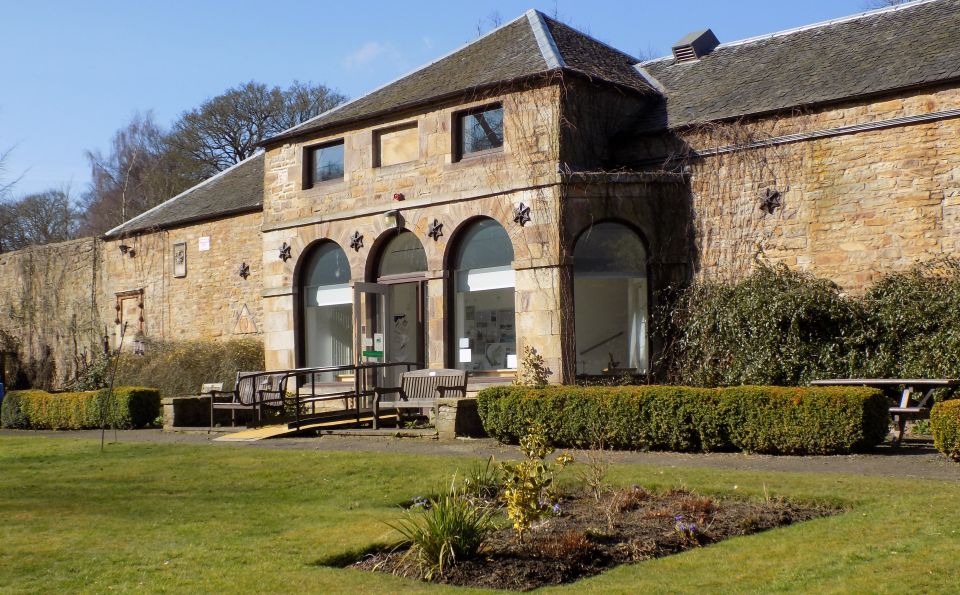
[{"xmin": 356, "ymin": 230, "xmax": 428, "ymax": 387}]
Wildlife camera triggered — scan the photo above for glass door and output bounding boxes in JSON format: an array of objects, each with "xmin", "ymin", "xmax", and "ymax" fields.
[{"xmin": 353, "ymin": 282, "xmax": 390, "ymax": 402}]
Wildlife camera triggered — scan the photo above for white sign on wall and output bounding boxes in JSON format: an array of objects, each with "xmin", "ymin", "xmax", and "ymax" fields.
[{"xmin": 198, "ymin": 236, "xmax": 210, "ymax": 252}]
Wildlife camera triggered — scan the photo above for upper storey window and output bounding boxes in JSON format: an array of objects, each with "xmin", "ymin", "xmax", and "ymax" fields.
[
  {"xmin": 375, "ymin": 123, "xmax": 418, "ymax": 167},
  {"xmin": 305, "ymin": 140, "xmax": 344, "ymax": 188},
  {"xmin": 456, "ymin": 104, "xmax": 503, "ymax": 159}
]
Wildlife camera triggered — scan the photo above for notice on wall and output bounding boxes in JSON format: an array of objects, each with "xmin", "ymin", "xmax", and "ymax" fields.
[
  {"xmin": 198, "ymin": 236, "xmax": 210, "ymax": 252},
  {"xmin": 459, "ymin": 348, "xmax": 472, "ymax": 363}
]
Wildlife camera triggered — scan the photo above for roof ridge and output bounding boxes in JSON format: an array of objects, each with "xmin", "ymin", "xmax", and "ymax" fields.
[
  {"xmin": 526, "ymin": 9, "xmax": 565, "ymax": 69},
  {"xmin": 640, "ymin": 0, "xmax": 942, "ymax": 65},
  {"xmin": 265, "ymin": 11, "xmax": 536, "ymax": 144},
  {"xmin": 538, "ymin": 11, "xmax": 640, "ymax": 63},
  {"xmin": 104, "ymin": 152, "xmax": 263, "ymax": 238}
]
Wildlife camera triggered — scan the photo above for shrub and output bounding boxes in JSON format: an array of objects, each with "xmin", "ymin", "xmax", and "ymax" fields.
[
  {"xmin": 388, "ymin": 487, "xmax": 497, "ymax": 579},
  {"xmin": 477, "ymin": 385, "xmax": 888, "ymax": 455},
  {"xmin": 114, "ymin": 338, "xmax": 263, "ymax": 398},
  {"xmin": 658, "ymin": 263, "xmax": 867, "ymax": 387},
  {"xmin": 0, "ymin": 387, "xmax": 160, "ymax": 430},
  {"xmin": 657, "ymin": 259, "xmax": 960, "ymax": 387},
  {"xmin": 931, "ymin": 400, "xmax": 960, "ymax": 461}
]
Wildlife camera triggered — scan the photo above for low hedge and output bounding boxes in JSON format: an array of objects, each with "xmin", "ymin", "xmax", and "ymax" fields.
[
  {"xmin": 0, "ymin": 386, "xmax": 160, "ymax": 430},
  {"xmin": 931, "ymin": 400, "xmax": 960, "ymax": 461},
  {"xmin": 477, "ymin": 385, "xmax": 889, "ymax": 455}
]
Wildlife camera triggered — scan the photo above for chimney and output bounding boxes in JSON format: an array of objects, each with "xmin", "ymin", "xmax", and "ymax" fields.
[{"xmin": 671, "ymin": 29, "xmax": 719, "ymax": 63}]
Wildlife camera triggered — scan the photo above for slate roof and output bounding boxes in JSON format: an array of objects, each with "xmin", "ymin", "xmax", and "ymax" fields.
[
  {"xmin": 641, "ymin": 0, "xmax": 960, "ymax": 130},
  {"xmin": 266, "ymin": 10, "xmax": 655, "ymax": 144},
  {"xmin": 103, "ymin": 152, "xmax": 263, "ymax": 238}
]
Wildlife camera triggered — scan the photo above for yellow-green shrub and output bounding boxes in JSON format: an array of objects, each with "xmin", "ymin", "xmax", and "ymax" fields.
[
  {"xmin": 477, "ymin": 385, "xmax": 888, "ymax": 455},
  {"xmin": 931, "ymin": 400, "xmax": 960, "ymax": 461},
  {"xmin": 0, "ymin": 387, "xmax": 160, "ymax": 429}
]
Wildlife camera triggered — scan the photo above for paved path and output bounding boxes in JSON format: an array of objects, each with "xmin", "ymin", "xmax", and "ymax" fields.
[{"xmin": 2, "ymin": 429, "xmax": 958, "ymax": 482}]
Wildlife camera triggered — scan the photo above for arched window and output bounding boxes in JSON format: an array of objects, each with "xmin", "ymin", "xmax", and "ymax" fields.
[
  {"xmin": 302, "ymin": 242, "xmax": 352, "ymax": 371},
  {"xmin": 452, "ymin": 219, "xmax": 516, "ymax": 371},
  {"xmin": 574, "ymin": 222, "xmax": 648, "ymax": 375},
  {"xmin": 378, "ymin": 230, "xmax": 427, "ymax": 278}
]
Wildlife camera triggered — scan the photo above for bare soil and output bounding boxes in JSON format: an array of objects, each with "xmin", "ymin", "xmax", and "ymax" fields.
[{"xmin": 350, "ymin": 488, "xmax": 834, "ymax": 591}]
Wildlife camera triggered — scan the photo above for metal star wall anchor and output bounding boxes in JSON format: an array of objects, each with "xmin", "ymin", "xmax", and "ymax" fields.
[
  {"xmin": 427, "ymin": 219, "xmax": 443, "ymax": 241},
  {"xmin": 758, "ymin": 188, "xmax": 783, "ymax": 215},
  {"xmin": 349, "ymin": 231, "xmax": 364, "ymax": 251},
  {"xmin": 238, "ymin": 262, "xmax": 250, "ymax": 279},
  {"xmin": 278, "ymin": 242, "xmax": 292, "ymax": 262},
  {"xmin": 513, "ymin": 202, "xmax": 531, "ymax": 227}
]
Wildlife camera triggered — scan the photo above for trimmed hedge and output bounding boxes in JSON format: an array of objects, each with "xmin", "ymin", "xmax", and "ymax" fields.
[
  {"xmin": 477, "ymin": 385, "xmax": 889, "ymax": 455},
  {"xmin": 0, "ymin": 386, "xmax": 160, "ymax": 430},
  {"xmin": 931, "ymin": 400, "xmax": 960, "ymax": 461}
]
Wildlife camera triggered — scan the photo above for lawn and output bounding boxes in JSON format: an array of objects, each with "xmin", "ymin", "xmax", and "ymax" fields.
[{"xmin": 0, "ymin": 436, "xmax": 957, "ymax": 593}]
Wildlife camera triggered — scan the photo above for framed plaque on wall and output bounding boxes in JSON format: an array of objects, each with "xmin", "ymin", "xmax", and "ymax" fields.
[{"xmin": 173, "ymin": 242, "xmax": 187, "ymax": 278}]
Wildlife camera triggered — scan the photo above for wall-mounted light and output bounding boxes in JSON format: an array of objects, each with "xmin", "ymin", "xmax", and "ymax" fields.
[
  {"xmin": 118, "ymin": 243, "xmax": 136, "ymax": 257},
  {"xmin": 383, "ymin": 209, "xmax": 402, "ymax": 230}
]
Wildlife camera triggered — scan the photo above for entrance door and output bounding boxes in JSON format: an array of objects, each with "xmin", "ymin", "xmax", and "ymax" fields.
[
  {"xmin": 384, "ymin": 280, "xmax": 425, "ymax": 385},
  {"xmin": 354, "ymin": 282, "xmax": 390, "ymax": 399}
]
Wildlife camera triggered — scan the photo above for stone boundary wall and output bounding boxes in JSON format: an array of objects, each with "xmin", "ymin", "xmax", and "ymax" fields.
[
  {"xmin": 0, "ymin": 213, "xmax": 265, "ymax": 390},
  {"xmin": 0, "ymin": 237, "xmax": 102, "ymax": 389}
]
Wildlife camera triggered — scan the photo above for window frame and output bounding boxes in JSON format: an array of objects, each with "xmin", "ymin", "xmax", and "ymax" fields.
[
  {"xmin": 452, "ymin": 103, "xmax": 504, "ymax": 162},
  {"xmin": 373, "ymin": 121, "xmax": 419, "ymax": 168},
  {"xmin": 303, "ymin": 139, "xmax": 345, "ymax": 189}
]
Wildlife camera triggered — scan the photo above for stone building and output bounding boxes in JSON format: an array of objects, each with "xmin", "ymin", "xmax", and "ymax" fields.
[{"xmin": 3, "ymin": 0, "xmax": 960, "ymax": 388}]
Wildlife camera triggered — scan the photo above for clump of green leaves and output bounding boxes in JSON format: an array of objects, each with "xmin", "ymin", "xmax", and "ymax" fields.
[
  {"xmin": 461, "ymin": 456, "xmax": 502, "ymax": 502},
  {"xmin": 516, "ymin": 345, "xmax": 552, "ymax": 388},
  {"xmin": 387, "ymin": 484, "xmax": 497, "ymax": 580},
  {"xmin": 500, "ymin": 422, "xmax": 573, "ymax": 542}
]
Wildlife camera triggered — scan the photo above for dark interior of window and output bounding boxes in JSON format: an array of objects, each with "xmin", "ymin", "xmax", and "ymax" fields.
[
  {"xmin": 307, "ymin": 141, "xmax": 344, "ymax": 187},
  {"xmin": 458, "ymin": 106, "xmax": 503, "ymax": 158}
]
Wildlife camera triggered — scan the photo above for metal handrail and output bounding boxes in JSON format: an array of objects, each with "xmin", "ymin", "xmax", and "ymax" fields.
[{"xmin": 249, "ymin": 361, "xmax": 422, "ymax": 430}]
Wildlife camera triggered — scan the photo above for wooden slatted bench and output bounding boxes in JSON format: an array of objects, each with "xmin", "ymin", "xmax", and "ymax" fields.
[
  {"xmin": 811, "ymin": 378, "xmax": 960, "ymax": 444},
  {"xmin": 373, "ymin": 368, "xmax": 468, "ymax": 429},
  {"xmin": 209, "ymin": 371, "xmax": 288, "ymax": 430}
]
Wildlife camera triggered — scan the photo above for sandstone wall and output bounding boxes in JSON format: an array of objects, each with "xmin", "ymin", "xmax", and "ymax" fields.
[
  {"xmin": 260, "ymin": 85, "xmax": 567, "ymax": 379},
  {"xmin": 102, "ymin": 211, "xmax": 264, "ymax": 346},
  {"xmin": 0, "ymin": 238, "xmax": 102, "ymax": 388},
  {"xmin": 676, "ymin": 84, "xmax": 960, "ymax": 290}
]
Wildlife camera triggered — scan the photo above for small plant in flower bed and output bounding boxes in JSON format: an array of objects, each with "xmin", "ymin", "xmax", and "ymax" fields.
[{"xmin": 346, "ymin": 428, "xmax": 836, "ymax": 591}]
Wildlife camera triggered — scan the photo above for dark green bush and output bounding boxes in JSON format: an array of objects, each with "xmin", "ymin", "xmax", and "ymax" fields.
[
  {"xmin": 114, "ymin": 338, "xmax": 264, "ymax": 398},
  {"xmin": 477, "ymin": 385, "xmax": 888, "ymax": 455},
  {"xmin": 658, "ymin": 259, "xmax": 960, "ymax": 386},
  {"xmin": 930, "ymin": 400, "xmax": 960, "ymax": 461},
  {"xmin": 0, "ymin": 386, "xmax": 160, "ymax": 430}
]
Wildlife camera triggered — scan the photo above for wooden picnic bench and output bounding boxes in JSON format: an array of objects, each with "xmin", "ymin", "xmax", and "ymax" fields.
[
  {"xmin": 372, "ymin": 368, "xmax": 468, "ymax": 429},
  {"xmin": 209, "ymin": 371, "xmax": 289, "ymax": 430},
  {"xmin": 810, "ymin": 378, "xmax": 960, "ymax": 444}
]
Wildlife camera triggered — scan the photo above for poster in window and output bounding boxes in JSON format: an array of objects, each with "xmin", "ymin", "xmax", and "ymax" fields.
[{"xmin": 173, "ymin": 242, "xmax": 187, "ymax": 277}]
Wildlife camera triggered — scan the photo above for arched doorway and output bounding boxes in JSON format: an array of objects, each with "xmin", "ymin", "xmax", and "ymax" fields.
[
  {"xmin": 449, "ymin": 218, "xmax": 516, "ymax": 372},
  {"xmin": 573, "ymin": 221, "xmax": 648, "ymax": 375},
  {"xmin": 300, "ymin": 241, "xmax": 353, "ymax": 379},
  {"xmin": 370, "ymin": 230, "xmax": 428, "ymax": 370}
]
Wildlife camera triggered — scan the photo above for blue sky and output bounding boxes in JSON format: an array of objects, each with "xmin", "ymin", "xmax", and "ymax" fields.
[{"xmin": 1, "ymin": 0, "xmax": 874, "ymax": 198}]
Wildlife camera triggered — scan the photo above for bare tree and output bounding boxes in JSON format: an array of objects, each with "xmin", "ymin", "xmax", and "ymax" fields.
[
  {"xmin": 0, "ymin": 143, "xmax": 23, "ymax": 199},
  {"xmin": 0, "ymin": 188, "xmax": 78, "ymax": 252},
  {"xmin": 167, "ymin": 80, "xmax": 347, "ymax": 180},
  {"xmin": 79, "ymin": 112, "xmax": 183, "ymax": 235}
]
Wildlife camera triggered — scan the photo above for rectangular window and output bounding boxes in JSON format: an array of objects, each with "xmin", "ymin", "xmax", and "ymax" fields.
[
  {"xmin": 375, "ymin": 123, "xmax": 418, "ymax": 167},
  {"xmin": 305, "ymin": 140, "xmax": 344, "ymax": 187},
  {"xmin": 456, "ymin": 105, "xmax": 503, "ymax": 159}
]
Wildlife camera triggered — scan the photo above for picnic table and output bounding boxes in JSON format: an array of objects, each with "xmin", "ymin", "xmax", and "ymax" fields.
[{"xmin": 810, "ymin": 378, "xmax": 960, "ymax": 444}]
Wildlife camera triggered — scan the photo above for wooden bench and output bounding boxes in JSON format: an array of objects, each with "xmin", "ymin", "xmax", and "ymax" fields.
[
  {"xmin": 811, "ymin": 378, "xmax": 960, "ymax": 444},
  {"xmin": 373, "ymin": 369, "xmax": 468, "ymax": 429},
  {"xmin": 209, "ymin": 371, "xmax": 288, "ymax": 430}
]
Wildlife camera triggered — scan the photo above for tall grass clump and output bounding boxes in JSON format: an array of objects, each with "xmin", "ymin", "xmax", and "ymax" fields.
[
  {"xmin": 388, "ymin": 484, "xmax": 497, "ymax": 579},
  {"xmin": 114, "ymin": 338, "xmax": 264, "ymax": 398}
]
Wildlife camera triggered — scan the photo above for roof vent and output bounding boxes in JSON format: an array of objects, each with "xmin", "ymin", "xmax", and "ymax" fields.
[{"xmin": 671, "ymin": 29, "xmax": 719, "ymax": 63}]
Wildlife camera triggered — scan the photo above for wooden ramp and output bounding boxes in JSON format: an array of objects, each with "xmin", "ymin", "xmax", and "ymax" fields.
[{"xmin": 213, "ymin": 412, "xmax": 398, "ymax": 442}]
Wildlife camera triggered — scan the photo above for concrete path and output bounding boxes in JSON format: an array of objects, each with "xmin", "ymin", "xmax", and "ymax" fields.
[{"xmin": 2, "ymin": 429, "xmax": 958, "ymax": 482}]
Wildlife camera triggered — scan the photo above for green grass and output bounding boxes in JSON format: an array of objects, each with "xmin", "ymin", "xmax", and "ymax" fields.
[{"xmin": 0, "ymin": 436, "xmax": 958, "ymax": 593}]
